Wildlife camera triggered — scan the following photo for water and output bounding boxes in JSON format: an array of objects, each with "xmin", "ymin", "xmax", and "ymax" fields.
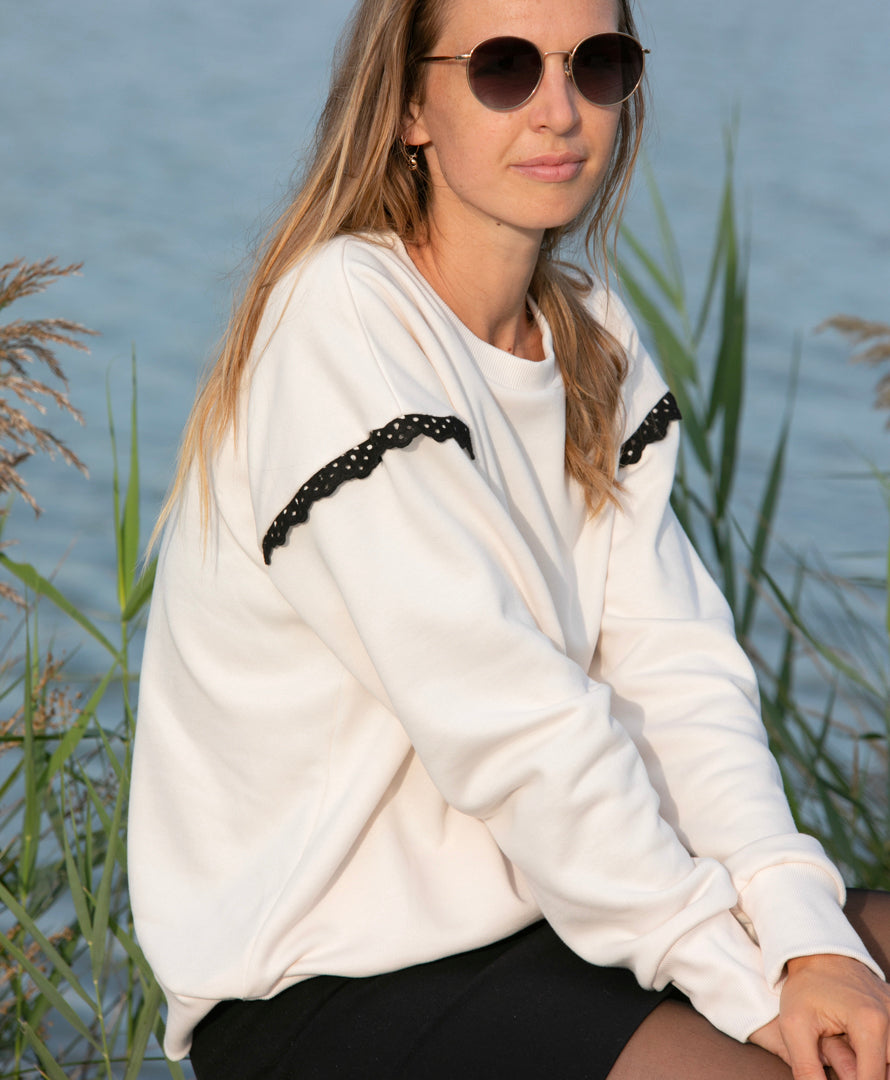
[
  {"xmin": 2, "ymin": 0, "xmax": 889, "ymax": 1073},
  {"xmin": 4, "ymin": 0, "xmax": 889, "ymax": 612}
]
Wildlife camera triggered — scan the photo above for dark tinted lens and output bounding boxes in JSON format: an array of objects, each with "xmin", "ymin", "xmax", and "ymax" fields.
[
  {"xmin": 572, "ymin": 33, "xmax": 643, "ymax": 105},
  {"xmin": 468, "ymin": 37, "xmax": 542, "ymax": 110}
]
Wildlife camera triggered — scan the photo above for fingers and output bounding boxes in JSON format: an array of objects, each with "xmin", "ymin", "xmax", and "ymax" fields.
[
  {"xmin": 779, "ymin": 955, "xmax": 890, "ymax": 1080},
  {"xmin": 778, "ymin": 1009, "xmax": 833, "ymax": 1080},
  {"xmin": 845, "ymin": 1005, "xmax": 890, "ymax": 1080},
  {"xmin": 820, "ymin": 1034, "xmax": 857, "ymax": 1080},
  {"xmin": 784, "ymin": 1020, "xmax": 890, "ymax": 1080},
  {"xmin": 752, "ymin": 1013, "xmax": 890, "ymax": 1080}
]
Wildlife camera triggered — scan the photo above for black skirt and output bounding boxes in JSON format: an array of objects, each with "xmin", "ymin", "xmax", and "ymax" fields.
[{"xmin": 189, "ymin": 921, "xmax": 677, "ymax": 1080}]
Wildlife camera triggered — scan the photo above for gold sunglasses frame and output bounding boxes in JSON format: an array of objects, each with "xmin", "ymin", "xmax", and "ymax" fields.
[{"xmin": 419, "ymin": 31, "xmax": 649, "ymax": 111}]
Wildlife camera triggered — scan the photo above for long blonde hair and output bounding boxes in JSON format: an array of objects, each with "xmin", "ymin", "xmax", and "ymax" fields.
[{"xmin": 156, "ymin": 0, "xmax": 646, "ymax": 541}]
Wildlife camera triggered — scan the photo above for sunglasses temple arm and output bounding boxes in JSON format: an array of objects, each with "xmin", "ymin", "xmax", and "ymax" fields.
[{"xmin": 418, "ymin": 55, "xmax": 472, "ymax": 64}]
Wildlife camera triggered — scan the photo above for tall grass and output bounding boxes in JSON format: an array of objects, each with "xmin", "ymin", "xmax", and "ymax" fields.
[
  {"xmin": 0, "ymin": 378, "xmax": 177, "ymax": 1078},
  {"xmin": 0, "ymin": 262, "xmax": 176, "ymax": 1077},
  {"xmin": 618, "ymin": 137, "xmax": 890, "ymax": 886}
]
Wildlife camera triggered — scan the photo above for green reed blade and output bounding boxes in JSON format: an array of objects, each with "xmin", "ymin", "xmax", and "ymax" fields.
[
  {"xmin": 106, "ymin": 368, "xmax": 124, "ymax": 617},
  {"xmin": 1, "ymin": 932, "xmax": 98, "ymax": 1048},
  {"xmin": 84, "ymin": 773, "xmax": 97, "ymax": 897},
  {"xmin": 715, "ymin": 517, "xmax": 738, "ymax": 617},
  {"xmin": 738, "ymin": 344, "xmax": 800, "ymax": 639},
  {"xmin": 694, "ymin": 172, "xmax": 731, "ymax": 353},
  {"xmin": 59, "ymin": 782, "xmax": 96, "ymax": 945},
  {"xmin": 120, "ymin": 352, "xmax": 142, "ymax": 613},
  {"xmin": 0, "ymin": 755, "xmax": 23, "ymax": 806},
  {"xmin": 109, "ymin": 916, "xmax": 151, "ymax": 975},
  {"xmin": 20, "ymin": 628, "xmax": 39, "ymax": 897},
  {"xmin": 706, "ymin": 186, "xmax": 748, "ymax": 518},
  {"xmin": 94, "ymin": 717, "xmax": 127, "ymax": 787},
  {"xmin": 0, "ymin": 880, "xmax": 95, "ymax": 1013},
  {"xmin": 90, "ymin": 761, "xmax": 127, "ymax": 989},
  {"xmin": 17, "ymin": 1021, "xmax": 75, "ymax": 1080},
  {"xmin": 122, "ymin": 979, "xmax": 163, "ymax": 1080},
  {"xmin": 121, "ymin": 556, "xmax": 156, "ymax": 623},
  {"xmin": 759, "ymin": 562, "xmax": 877, "ymax": 693},
  {"xmin": 886, "ymin": 533, "xmax": 890, "ymax": 642},
  {"xmin": 815, "ymin": 771, "xmax": 863, "ymax": 873},
  {"xmin": 0, "ymin": 553, "xmax": 119, "ymax": 658},
  {"xmin": 616, "ymin": 258, "xmax": 698, "ymax": 385},
  {"xmin": 704, "ymin": 164, "xmax": 738, "ymax": 430},
  {"xmin": 645, "ymin": 166, "xmax": 688, "ymax": 315},
  {"xmin": 75, "ymin": 766, "xmax": 115, "ymax": 843},
  {"xmin": 876, "ymin": 465, "xmax": 890, "ymax": 640},
  {"xmin": 42, "ymin": 662, "xmax": 119, "ymax": 786},
  {"xmin": 165, "ymin": 1055, "xmax": 188, "ymax": 1079},
  {"xmin": 620, "ymin": 223, "xmax": 683, "ymax": 313}
]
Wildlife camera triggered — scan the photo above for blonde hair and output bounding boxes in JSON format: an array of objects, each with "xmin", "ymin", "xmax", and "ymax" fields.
[{"xmin": 155, "ymin": 0, "xmax": 646, "ymax": 543}]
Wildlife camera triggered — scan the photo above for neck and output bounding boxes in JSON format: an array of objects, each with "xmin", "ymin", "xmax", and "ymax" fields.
[{"xmin": 406, "ymin": 213, "xmax": 546, "ymax": 361}]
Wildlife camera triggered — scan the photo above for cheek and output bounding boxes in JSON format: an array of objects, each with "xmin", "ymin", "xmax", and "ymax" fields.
[
  {"xmin": 596, "ymin": 109, "xmax": 622, "ymax": 170},
  {"xmin": 575, "ymin": 104, "xmax": 622, "ymax": 186},
  {"xmin": 421, "ymin": 105, "xmax": 503, "ymax": 191}
]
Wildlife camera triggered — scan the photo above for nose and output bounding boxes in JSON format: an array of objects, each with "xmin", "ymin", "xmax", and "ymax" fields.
[{"xmin": 528, "ymin": 50, "xmax": 580, "ymax": 132}]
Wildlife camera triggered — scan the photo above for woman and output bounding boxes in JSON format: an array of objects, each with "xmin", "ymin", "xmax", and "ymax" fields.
[{"xmin": 129, "ymin": 0, "xmax": 890, "ymax": 1076}]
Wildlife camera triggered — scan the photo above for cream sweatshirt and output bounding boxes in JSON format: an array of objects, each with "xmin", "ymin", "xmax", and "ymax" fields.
[{"xmin": 128, "ymin": 233, "xmax": 880, "ymax": 1060}]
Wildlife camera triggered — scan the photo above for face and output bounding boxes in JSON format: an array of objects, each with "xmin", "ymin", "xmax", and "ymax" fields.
[{"xmin": 406, "ymin": 0, "xmax": 624, "ymax": 247}]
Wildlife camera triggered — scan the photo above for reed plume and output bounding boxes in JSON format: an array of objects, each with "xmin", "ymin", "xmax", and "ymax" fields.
[
  {"xmin": 0, "ymin": 257, "xmax": 96, "ymax": 513},
  {"xmin": 819, "ymin": 315, "xmax": 890, "ymax": 424},
  {"xmin": 0, "ymin": 258, "xmax": 97, "ymax": 608}
]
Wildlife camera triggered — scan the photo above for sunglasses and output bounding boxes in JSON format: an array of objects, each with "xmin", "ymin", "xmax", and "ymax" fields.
[{"xmin": 420, "ymin": 32, "xmax": 648, "ymax": 112}]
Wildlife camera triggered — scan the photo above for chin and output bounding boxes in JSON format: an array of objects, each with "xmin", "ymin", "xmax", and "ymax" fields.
[
  {"xmin": 512, "ymin": 205, "xmax": 593, "ymax": 233},
  {"xmin": 514, "ymin": 190, "xmax": 600, "ymax": 233}
]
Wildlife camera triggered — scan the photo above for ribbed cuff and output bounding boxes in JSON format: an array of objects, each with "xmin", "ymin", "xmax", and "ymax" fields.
[
  {"xmin": 737, "ymin": 861, "xmax": 885, "ymax": 987},
  {"xmin": 655, "ymin": 908, "xmax": 781, "ymax": 1041}
]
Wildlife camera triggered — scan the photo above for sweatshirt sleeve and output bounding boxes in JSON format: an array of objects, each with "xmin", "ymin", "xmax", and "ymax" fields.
[
  {"xmin": 591, "ymin": 290, "xmax": 883, "ymax": 992},
  {"xmin": 246, "ymin": 245, "xmax": 791, "ymax": 1041}
]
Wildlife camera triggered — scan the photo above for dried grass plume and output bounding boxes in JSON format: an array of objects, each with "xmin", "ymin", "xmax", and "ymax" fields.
[
  {"xmin": 0, "ymin": 258, "xmax": 97, "ymax": 610},
  {"xmin": 819, "ymin": 315, "xmax": 890, "ymax": 425},
  {"xmin": 0, "ymin": 258, "xmax": 97, "ymax": 513}
]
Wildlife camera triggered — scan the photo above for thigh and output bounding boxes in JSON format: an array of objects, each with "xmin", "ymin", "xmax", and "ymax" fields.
[
  {"xmin": 607, "ymin": 887, "xmax": 890, "ymax": 1080},
  {"xmin": 845, "ymin": 888, "xmax": 890, "ymax": 973},
  {"xmin": 607, "ymin": 998, "xmax": 792, "ymax": 1080}
]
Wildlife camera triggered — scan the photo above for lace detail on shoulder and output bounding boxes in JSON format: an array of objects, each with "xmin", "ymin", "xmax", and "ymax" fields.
[
  {"xmin": 262, "ymin": 414, "xmax": 475, "ymax": 564},
  {"xmin": 619, "ymin": 392, "xmax": 682, "ymax": 468}
]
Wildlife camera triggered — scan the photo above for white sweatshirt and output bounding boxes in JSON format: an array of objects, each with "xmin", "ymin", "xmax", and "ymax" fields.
[{"xmin": 128, "ymin": 233, "xmax": 879, "ymax": 1061}]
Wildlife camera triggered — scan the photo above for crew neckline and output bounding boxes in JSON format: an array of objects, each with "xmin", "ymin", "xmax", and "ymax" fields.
[{"xmin": 391, "ymin": 237, "xmax": 559, "ymax": 393}]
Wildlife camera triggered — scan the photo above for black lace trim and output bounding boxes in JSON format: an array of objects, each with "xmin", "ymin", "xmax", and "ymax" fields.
[
  {"xmin": 262, "ymin": 414, "xmax": 474, "ymax": 564},
  {"xmin": 619, "ymin": 392, "xmax": 682, "ymax": 468}
]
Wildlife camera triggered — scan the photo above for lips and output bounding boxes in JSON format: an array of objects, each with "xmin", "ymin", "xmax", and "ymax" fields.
[{"xmin": 510, "ymin": 152, "xmax": 586, "ymax": 182}]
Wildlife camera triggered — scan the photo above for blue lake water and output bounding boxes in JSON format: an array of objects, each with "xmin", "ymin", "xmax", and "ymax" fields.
[
  {"xmin": 4, "ymin": 0, "xmax": 889, "ymax": 625},
  {"xmin": 2, "ymin": 0, "xmax": 889, "ymax": 1073}
]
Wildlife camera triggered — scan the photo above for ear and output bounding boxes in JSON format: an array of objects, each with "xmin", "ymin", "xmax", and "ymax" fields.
[{"xmin": 402, "ymin": 99, "xmax": 431, "ymax": 148}]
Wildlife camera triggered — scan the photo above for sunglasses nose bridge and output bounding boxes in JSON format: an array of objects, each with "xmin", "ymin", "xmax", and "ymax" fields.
[
  {"xmin": 539, "ymin": 48, "xmax": 573, "ymax": 78},
  {"xmin": 537, "ymin": 49, "xmax": 575, "ymax": 100}
]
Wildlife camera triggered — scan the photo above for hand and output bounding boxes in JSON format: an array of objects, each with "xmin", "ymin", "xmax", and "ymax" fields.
[
  {"xmin": 750, "ymin": 1018, "xmax": 862, "ymax": 1080},
  {"xmin": 749, "ymin": 954, "xmax": 890, "ymax": 1080}
]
